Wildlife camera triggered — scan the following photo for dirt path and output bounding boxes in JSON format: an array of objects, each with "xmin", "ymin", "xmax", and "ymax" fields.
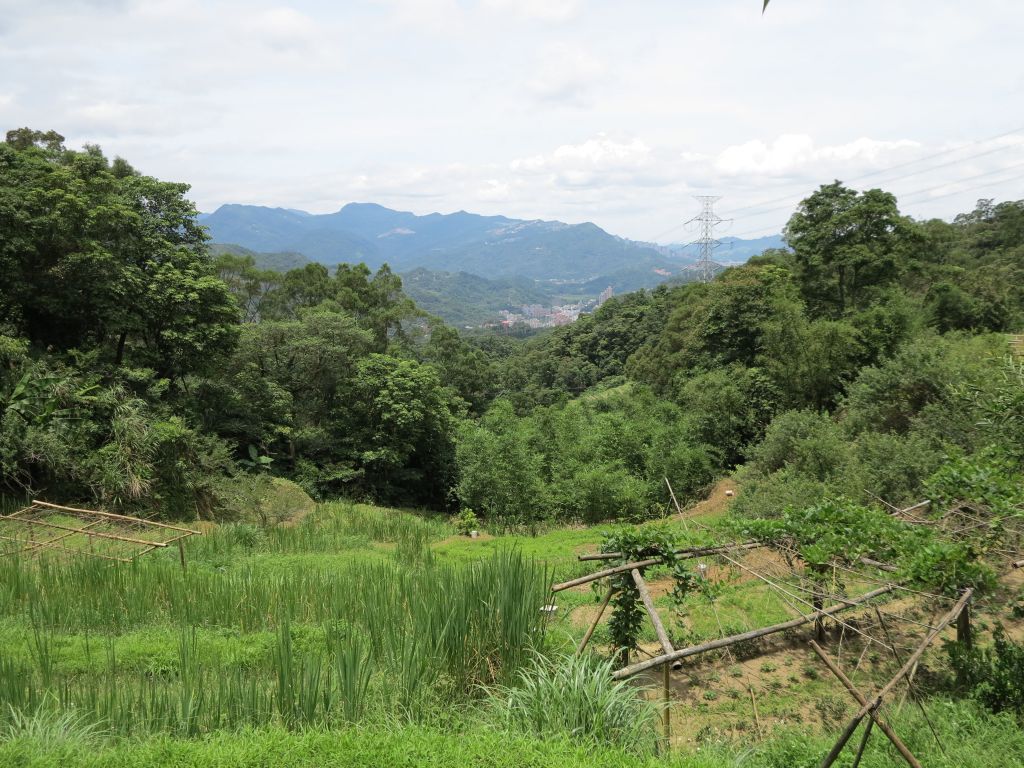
[{"xmin": 676, "ymin": 477, "xmax": 738, "ymax": 522}]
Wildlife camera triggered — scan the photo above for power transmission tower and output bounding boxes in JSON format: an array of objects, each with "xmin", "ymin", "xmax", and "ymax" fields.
[{"xmin": 686, "ymin": 196, "xmax": 724, "ymax": 283}]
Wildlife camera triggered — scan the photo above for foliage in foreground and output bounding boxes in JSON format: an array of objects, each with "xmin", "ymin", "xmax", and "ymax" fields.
[
  {"xmin": 1, "ymin": 699, "xmax": 1023, "ymax": 768},
  {"xmin": 0, "ymin": 504, "xmax": 549, "ymax": 734},
  {"xmin": 492, "ymin": 653, "xmax": 658, "ymax": 755}
]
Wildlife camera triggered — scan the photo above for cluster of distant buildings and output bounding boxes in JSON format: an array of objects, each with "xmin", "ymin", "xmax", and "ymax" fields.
[{"xmin": 489, "ymin": 286, "xmax": 614, "ymax": 330}]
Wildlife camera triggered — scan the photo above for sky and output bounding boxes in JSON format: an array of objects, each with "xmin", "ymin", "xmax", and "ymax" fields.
[{"xmin": 1, "ymin": 0, "xmax": 1023, "ymax": 242}]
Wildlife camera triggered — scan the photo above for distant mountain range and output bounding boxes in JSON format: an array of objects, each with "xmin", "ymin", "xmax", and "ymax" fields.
[
  {"xmin": 203, "ymin": 203, "xmax": 684, "ymax": 283},
  {"xmin": 200, "ymin": 202, "xmax": 785, "ymax": 325},
  {"xmin": 652, "ymin": 235, "xmax": 786, "ymax": 264}
]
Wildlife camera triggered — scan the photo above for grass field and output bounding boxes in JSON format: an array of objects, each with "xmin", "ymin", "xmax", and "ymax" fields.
[{"xmin": 1, "ymin": 495, "xmax": 1023, "ymax": 766}]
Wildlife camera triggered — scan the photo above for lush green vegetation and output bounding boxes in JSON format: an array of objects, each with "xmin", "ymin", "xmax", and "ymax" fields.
[
  {"xmin": 399, "ymin": 267, "xmax": 555, "ymax": 327},
  {"xmin": 0, "ymin": 502, "xmax": 549, "ymax": 733},
  {"xmin": 3, "ymin": 127, "xmax": 1024, "ymax": 765}
]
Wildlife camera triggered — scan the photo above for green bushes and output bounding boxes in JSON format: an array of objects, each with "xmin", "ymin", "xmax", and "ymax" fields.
[
  {"xmin": 456, "ymin": 388, "xmax": 718, "ymax": 527},
  {"xmin": 949, "ymin": 626, "xmax": 1024, "ymax": 719}
]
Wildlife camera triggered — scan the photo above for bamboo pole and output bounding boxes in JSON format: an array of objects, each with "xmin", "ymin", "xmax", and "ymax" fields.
[
  {"xmin": 578, "ymin": 540, "xmax": 760, "ymax": 562},
  {"xmin": 632, "ymin": 569, "xmax": 674, "ymax": 657},
  {"xmin": 31, "ymin": 500, "xmax": 200, "ymax": 534},
  {"xmin": 554, "ymin": 557, "xmax": 664, "ymax": 592},
  {"xmin": 809, "ymin": 640, "xmax": 922, "ymax": 768},
  {"xmin": 749, "ymin": 685, "xmax": 762, "ymax": 737},
  {"xmin": 556, "ymin": 543, "xmax": 761, "ymax": 591},
  {"xmin": 850, "ymin": 712, "xmax": 876, "ymax": 768},
  {"xmin": 665, "ymin": 477, "xmax": 683, "ymax": 513},
  {"xmin": 577, "ymin": 586, "xmax": 615, "ymax": 655},
  {"xmin": 819, "ymin": 711, "xmax": 870, "ymax": 768},
  {"xmin": 613, "ymin": 585, "xmax": 894, "ymax": 679},
  {"xmin": 850, "ymin": 589, "xmax": 972, "ymax": 721},
  {"xmin": 859, "ymin": 557, "xmax": 899, "ymax": 572},
  {"xmin": 20, "ymin": 520, "xmax": 105, "ymax": 554},
  {"xmin": 663, "ymin": 661, "xmax": 671, "ymax": 748},
  {"xmin": 820, "ymin": 589, "xmax": 972, "ymax": 768},
  {"xmin": 900, "ymin": 500, "xmax": 931, "ymax": 515},
  {"xmin": 0, "ymin": 515, "xmax": 169, "ymax": 547},
  {"xmin": 1012, "ymin": 558, "xmax": 1024, "ymax": 569}
]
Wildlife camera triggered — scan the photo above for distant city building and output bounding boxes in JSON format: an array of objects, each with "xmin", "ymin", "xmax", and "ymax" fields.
[{"xmin": 597, "ymin": 286, "xmax": 613, "ymax": 306}]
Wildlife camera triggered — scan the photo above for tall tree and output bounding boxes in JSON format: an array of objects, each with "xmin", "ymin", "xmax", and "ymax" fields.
[{"xmin": 784, "ymin": 182, "xmax": 913, "ymax": 316}]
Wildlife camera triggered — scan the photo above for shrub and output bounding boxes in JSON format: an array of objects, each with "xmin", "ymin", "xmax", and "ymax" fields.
[
  {"xmin": 948, "ymin": 625, "xmax": 1024, "ymax": 719},
  {"xmin": 491, "ymin": 653, "xmax": 657, "ymax": 755},
  {"xmin": 452, "ymin": 507, "xmax": 479, "ymax": 535}
]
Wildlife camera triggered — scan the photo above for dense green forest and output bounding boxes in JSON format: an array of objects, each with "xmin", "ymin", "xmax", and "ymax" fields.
[{"xmin": 2, "ymin": 131, "xmax": 1023, "ymax": 528}]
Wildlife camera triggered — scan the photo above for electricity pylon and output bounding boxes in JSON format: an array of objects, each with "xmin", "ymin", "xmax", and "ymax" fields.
[{"xmin": 686, "ymin": 196, "xmax": 724, "ymax": 283}]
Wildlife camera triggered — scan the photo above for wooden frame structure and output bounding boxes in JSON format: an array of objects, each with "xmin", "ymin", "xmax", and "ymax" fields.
[
  {"xmin": 0, "ymin": 500, "xmax": 200, "ymax": 568},
  {"xmin": 550, "ymin": 492, "xmax": 1017, "ymax": 765}
]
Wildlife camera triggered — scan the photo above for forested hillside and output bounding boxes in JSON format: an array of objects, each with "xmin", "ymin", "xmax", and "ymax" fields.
[
  {"xmin": 3, "ymin": 132, "xmax": 1022, "ymax": 526},
  {"xmin": 3, "ymin": 129, "xmax": 1024, "ymax": 767}
]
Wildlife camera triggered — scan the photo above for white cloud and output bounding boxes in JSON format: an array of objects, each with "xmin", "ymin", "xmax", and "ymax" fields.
[
  {"xmin": 477, "ymin": 178, "xmax": 512, "ymax": 201},
  {"xmin": 716, "ymin": 134, "xmax": 921, "ymax": 177},
  {"xmin": 527, "ymin": 43, "xmax": 604, "ymax": 104},
  {"xmin": 1, "ymin": 0, "xmax": 1021, "ymax": 241},
  {"xmin": 375, "ymin": 0, "xmax": 465, "ymax": 32},
  {"xmin": 480, "ymin": 0, "xmax": 583, "ymax": 22},
  {"xmin": 246, "ymin": 7, "xmax": 320, "ymax": 53},
  {"xmin": 512, "ymin": 134, "xmax": 654, "ymax": 185}
]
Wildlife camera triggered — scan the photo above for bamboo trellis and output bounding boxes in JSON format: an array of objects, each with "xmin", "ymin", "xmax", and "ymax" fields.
[
  {"xmin": 0, "ymin": 500, "xmax": 200, "ymax": 568},
  {"xmin": 551, "ymin": 493, "xmax": 1009, "ymax": 765}
]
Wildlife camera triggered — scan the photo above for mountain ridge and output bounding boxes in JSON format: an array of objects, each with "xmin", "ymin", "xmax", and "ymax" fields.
[{"xmin": 199, "ymin": 202, "xmax": 683, "ymax": 283}]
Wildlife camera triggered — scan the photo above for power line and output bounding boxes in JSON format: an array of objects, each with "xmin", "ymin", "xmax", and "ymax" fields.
[
  {"xmin": 647, "ymin": 122, "xmax": 1024, "ymax": 244},
  {"xmin": 720, "ymin": 139, "xmax": 1024, "ymax": 226},
  {"xmin": 897, "ymin": 159, "xmax": 1024, "ymax": 203},
  {"xmin": 726, "ymin": 163, "xmax": 1024, "ymax": 239},
  {"xmin": 722, "ymin": 125, "xmax": 1024, "ymax": 219}
]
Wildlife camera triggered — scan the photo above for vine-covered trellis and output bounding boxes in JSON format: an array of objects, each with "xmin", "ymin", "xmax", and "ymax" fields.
[{"xmin": 550, "ymin": 487, "xmax": 1024, "ymax": 765}]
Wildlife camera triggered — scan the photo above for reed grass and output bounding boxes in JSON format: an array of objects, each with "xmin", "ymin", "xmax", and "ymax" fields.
[{"xmin": 0, "ymin": 502, "xmax": 548, "ymax": 734}]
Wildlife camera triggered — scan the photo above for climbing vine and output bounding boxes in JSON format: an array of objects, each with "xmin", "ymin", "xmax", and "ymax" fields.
[{"xmin": 600, "ymin": 526, "xmax": 699, "ymax": 663}]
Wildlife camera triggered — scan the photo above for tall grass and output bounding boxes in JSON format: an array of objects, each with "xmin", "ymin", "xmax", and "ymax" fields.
[
  {"xmin": 493, "ymin": 653, "xmax": 658, "ymax": 755},
  {"xmin": 0, "ymin": 502, "xmax": 549, "ymax": 734}
]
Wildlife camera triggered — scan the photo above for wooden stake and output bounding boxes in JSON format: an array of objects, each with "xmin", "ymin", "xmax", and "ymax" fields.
[
  {"xmin": 178, "ymin": 539, "xmax": 187, "ymax": 573},
  {"xmin": 957, "ymin": 601, "xmax": 972, "ymax": 649},
  {"xmin": 809, "ymin": 640, "xmax": 922, "ymax": 768},
  {"xmin": 577, "ymin": 586, "xmax": 615, "ymax": 655},
  {"xmin": 814, "ymin": 591, "xmax": 825, "ymax": 642},
  {"xmin": 613, "ymin": 585, "xmax": 894, "ymax": 679},
  {"xmin": 850, "ymin": 711, "xmax": 876, "ymax": 768},
  {"xmin": 663, "ymin": 661, "xmax": 671, "ymax": 748},
  {"xmin": 748, "ymin": 685, "xmax": 762, "ymax": 737},
  {"xmin": 820, "ymin": 589, "xmax": 973, "ymax": 768},
  {"xmin": 819, "ymin": 710, "xmax": 869, "ymax": 768}
]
